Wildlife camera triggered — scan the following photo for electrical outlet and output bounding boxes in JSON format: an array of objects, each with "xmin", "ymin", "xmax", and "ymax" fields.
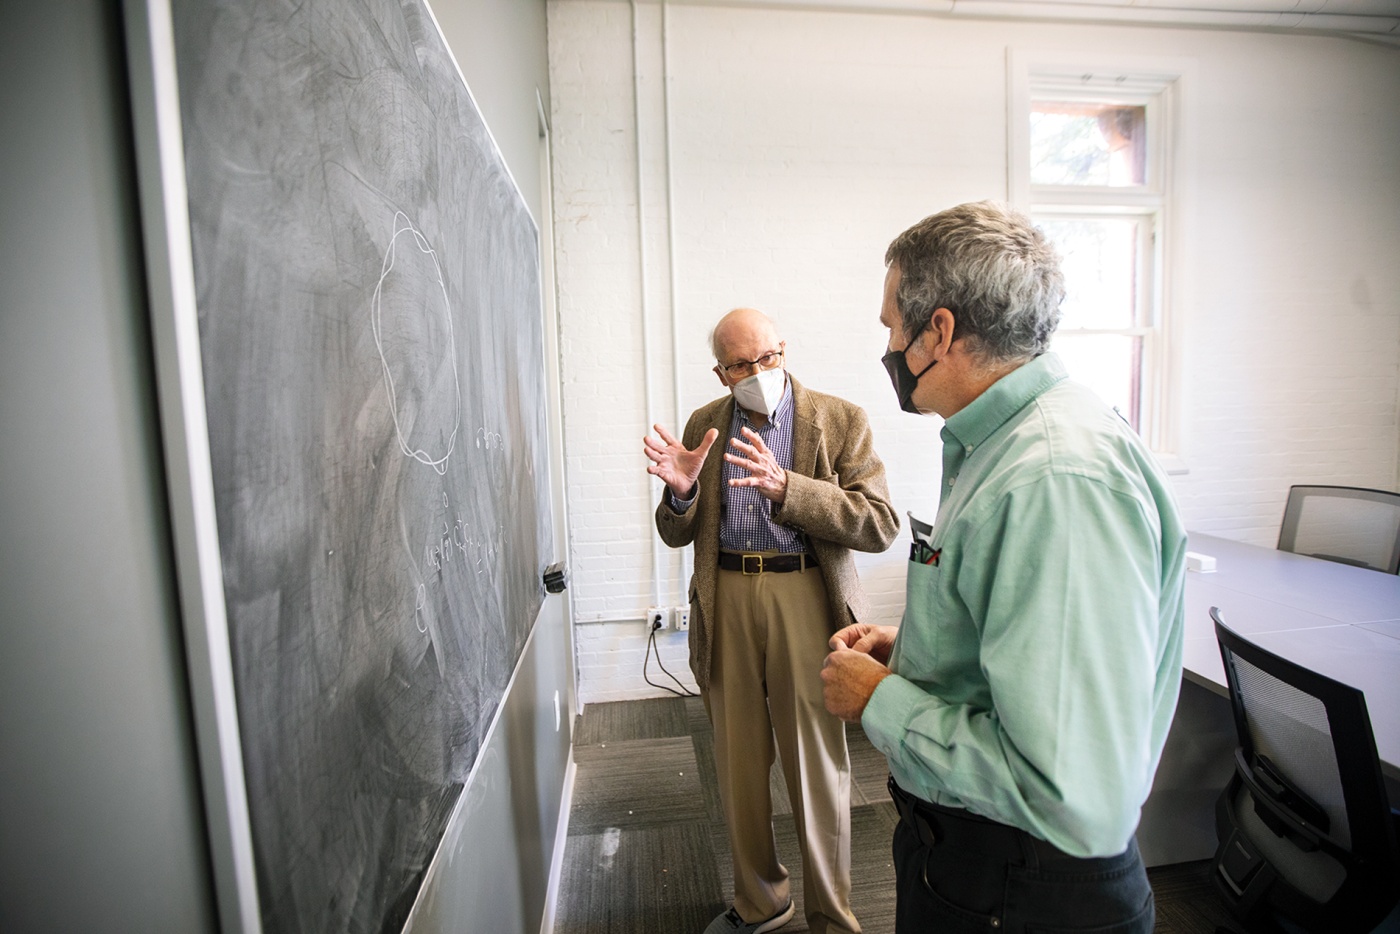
[
  {"xmin": 672, "ymin": 606, "xmax": 690, "ymax": 631},
  {"xmin": 647, "ymin": 606, "xmax": 667, "ymax": 631}
]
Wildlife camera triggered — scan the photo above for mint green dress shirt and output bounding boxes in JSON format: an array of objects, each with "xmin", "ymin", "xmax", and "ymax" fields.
[{"xmin": 862, "ymin": 353, "xmax": 1187, "ymax": 858}]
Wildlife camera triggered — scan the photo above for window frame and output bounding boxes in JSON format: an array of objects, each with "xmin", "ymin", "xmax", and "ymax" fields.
[
  {"xmin": 1038, "ymin": 208, "xmax": 1160, "ymax": 430},
  {"xmin": 1008, "ymin": 51, "xmax": 1192, "ymax": 472}
]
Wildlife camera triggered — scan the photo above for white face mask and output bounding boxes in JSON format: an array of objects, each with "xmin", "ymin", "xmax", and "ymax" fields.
[{"xmin": 730, "ymin": 366, "xmax": 786, "ymax": 418}]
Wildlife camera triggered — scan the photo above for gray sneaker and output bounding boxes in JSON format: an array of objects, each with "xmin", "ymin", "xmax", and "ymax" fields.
[{"xmin": 702, "ymin": 900, "xmax": 795, "ymax": 934}]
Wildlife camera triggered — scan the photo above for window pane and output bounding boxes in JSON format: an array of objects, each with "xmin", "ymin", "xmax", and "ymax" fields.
[
  {"xmin": 1030, "ymin": 101, "xmax": 1146, "ymax": 187},
  {"xmin": 1050, "ymin": 332, "xmax": 1143, "ymax": 430},
  {"xmin": 1037, "ymin": 216, "xmax": 1141, "ymax": 330}
]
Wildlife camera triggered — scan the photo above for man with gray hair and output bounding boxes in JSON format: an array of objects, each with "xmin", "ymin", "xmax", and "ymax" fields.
[{"xmin": 821, "ymin": 201, "xmax": 1187, "ymax": 933}]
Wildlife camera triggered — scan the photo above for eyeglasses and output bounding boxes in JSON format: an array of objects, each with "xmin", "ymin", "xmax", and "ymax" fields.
[{"xmin": 718, "ymin": 346, "xmax": 785, "ymax": 379}]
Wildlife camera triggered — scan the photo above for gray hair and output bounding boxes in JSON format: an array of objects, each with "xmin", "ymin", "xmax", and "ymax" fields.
[{"xmin": 884, "ymin": 201, "xmax": 1065, "ymax": 364}]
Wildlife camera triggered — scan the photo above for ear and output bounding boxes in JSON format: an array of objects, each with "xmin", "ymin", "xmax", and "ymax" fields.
[
  {"xmin": 713, "ymin": 365, "xmax": 731, "ymax": 388},
  {"xmin": 927, "ymin": 307, "xmax": 957, "ymax": 360}
]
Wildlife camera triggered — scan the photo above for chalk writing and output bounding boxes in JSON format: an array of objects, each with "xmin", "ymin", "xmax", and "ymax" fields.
[
  {"xmin": 475, "ymin": 427, "xmax": 504, "ymax": 451},
  {"xmin": 423, "ymin": 513, "xmax": 503, "ymax": 575}
]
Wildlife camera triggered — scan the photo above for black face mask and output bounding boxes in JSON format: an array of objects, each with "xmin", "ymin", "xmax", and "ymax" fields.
[{"xmin": 881, "ymin": 322, "xmax": 937, "ymax": 414}]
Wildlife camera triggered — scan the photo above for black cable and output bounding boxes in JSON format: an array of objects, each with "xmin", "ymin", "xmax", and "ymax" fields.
[{"xmin": 643, "ymin": 622, "xmax": 698, "ymax": 697}]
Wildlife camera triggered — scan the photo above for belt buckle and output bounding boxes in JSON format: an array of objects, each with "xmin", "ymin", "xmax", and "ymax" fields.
[{"xmin": 742, "ymin": 554, "xmax": 763, "ymax": 575}]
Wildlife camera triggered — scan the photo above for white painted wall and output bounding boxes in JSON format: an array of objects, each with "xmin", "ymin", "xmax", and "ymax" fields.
[{"xmin": 547, "ymin": 0, "xmax": 1400, "ymax": 703}]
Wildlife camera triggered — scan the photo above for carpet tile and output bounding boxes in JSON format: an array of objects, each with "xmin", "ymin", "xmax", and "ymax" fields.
[{"xmin": 557, "ymin": 699, "xmax": 1230, "ymax": 934}]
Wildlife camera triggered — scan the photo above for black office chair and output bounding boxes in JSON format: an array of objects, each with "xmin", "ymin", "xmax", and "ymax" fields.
[
  {"xmin": 1277, "ymin": 485, "xmax": 1400, "ymax": 574},
  {"xmin": 1210, "ymin": 608, "xmax": 1400, "ymax": 933}
]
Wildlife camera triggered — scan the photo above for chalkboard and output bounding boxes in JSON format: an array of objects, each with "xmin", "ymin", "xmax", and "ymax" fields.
[{"xmin": 168, "ymin": 1, "xmax": 553, "ymax": 931}]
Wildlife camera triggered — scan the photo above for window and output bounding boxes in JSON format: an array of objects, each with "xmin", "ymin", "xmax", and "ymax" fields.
[
  {"xmin": 1031, "ymin": 101, "xmax": 1147, "ymax": 188},
  {"xmin": 1009, "ymin": 55, "xmax": 1187, "ymax": 465},
  {"xmin": 1038, "ymin": 213, "xmax": 1152, "ymax": 427}
]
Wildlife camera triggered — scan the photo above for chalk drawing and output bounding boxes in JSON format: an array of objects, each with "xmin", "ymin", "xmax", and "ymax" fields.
[{"xmin": 371, "ymin": 211, "xmax": 461, "ymax": 476}]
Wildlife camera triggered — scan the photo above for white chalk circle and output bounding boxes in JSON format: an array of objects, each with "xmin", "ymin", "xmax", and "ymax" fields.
[{"xmin": 371, "ymin": 211, "xmax": 461, "ymax": 475}]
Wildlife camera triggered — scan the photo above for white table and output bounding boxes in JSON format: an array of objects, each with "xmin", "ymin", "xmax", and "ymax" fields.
[
  {"xmin": 1181, "ymin": 532, "xmax": 1400, "ymax": 779},
  {"xmin": 1138, "ymin": 532, "xmax": 1400, "ymax": 866}
]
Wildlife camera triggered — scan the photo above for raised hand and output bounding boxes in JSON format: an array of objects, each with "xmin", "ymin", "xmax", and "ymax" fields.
[
  {"xmin": 643, "ymin": 424, "xmax": 719, "ymax": 499},
  {"xmin": 723, "ymin": 426, "xmax": 788, "ymax": 504}
]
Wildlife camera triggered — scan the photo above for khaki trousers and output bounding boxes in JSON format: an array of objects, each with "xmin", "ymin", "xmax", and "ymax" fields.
[{"xmin": 706, "ymin": 560, "xmax": 859, "ymax": 934}]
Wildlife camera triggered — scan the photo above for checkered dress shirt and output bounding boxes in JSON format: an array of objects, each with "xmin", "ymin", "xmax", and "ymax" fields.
[
  {"xmin": 669, "ymin": 378, "xmax": 806, "ymax": 555},
  {"xmin": 717, "ymin": 379, "xmax": 804, "ymax": 554}
]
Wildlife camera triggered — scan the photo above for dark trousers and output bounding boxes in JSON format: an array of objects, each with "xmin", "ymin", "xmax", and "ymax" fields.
[{"xmin": 889, "ymin": 779, "xmax": 1154, "ymax": 934}]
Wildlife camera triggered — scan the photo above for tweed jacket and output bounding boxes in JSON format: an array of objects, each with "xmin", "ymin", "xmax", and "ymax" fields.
[{"xmin": 655, "ymin": 374, "xmax": 899, "ymax": 693}]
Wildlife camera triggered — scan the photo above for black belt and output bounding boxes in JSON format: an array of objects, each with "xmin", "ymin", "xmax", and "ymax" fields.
[
  {"xmin": 887, "ymin": 776, "xmax": 1029, "ymax": 861},
  {"xmin": 717, "ymin": 552, "xmax": 818, "ymax": 574}
]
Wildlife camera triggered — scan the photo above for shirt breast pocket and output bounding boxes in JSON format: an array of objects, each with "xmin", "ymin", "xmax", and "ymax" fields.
[
  {"xmin": 897, "ymin": 551, "xmax": 977, "ymax": 677},
  {"xmin": 898, "ymin": 558, "xmax": 945, "ymax": 660}
]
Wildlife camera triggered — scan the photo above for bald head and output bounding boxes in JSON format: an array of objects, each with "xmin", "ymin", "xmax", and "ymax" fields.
[{"xmin": 710, "ymin": 307, "xmax": 780, "ymax": 362}]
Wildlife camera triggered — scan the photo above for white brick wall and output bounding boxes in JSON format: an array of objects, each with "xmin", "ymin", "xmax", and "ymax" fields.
[
  {"xmin": 574, "ymin": 620, "xmax": 699, "ymax": 702},
  {"xmin": 547, "ymin": 1, "xmax": 1400, "ymax": 703}
]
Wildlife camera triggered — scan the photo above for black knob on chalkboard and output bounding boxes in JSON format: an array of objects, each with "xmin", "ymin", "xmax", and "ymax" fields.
[{"xmin": 543, "ymin": 562, "xmax": 569, "ymax": 594}]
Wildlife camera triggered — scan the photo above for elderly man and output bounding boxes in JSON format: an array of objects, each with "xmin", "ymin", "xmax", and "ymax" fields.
[
  {"xmin": 822, "ymin": 202, "xmax": 1186, "ymax": 934},
  {"xmin": 644, "ymin": 307, "xmax": 898, "ymax": 934}
]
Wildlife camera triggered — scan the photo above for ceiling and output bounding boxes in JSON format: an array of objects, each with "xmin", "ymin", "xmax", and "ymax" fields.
[{"xmin": 683, "ymin": 0, "xmax": 1400, "ymax": 43}]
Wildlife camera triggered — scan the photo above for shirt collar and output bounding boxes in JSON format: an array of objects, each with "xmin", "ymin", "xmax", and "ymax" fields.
[{"xmin": 942, "ymin": 353, "xmax": 1067, "ymax": 450}]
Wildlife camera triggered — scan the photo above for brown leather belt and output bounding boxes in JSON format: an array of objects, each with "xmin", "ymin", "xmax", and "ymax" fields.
[{"xmin": 717, "ymin": 552, "xmax": 818, "ymax": 574}]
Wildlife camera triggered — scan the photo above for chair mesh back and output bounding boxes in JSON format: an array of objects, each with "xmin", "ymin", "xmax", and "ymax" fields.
[
  {"xmin": 1232, "ymin": 653, "xmax": 1351, "ymax": 850},
  {"xmin": 1282, "ymin": 487, "xmax": 1400, "ymax": 573}
]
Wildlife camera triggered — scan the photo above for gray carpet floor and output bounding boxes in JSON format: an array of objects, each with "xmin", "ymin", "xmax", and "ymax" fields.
[{"xmin": 554, "ymin": 696, "xmax": 1240, "ymax": 934}]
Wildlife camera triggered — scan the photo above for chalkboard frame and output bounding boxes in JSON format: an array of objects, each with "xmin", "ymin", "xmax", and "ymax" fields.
[{"xmin": 125, "ymin": 1, "xmax": 260, "ymax": 929}]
